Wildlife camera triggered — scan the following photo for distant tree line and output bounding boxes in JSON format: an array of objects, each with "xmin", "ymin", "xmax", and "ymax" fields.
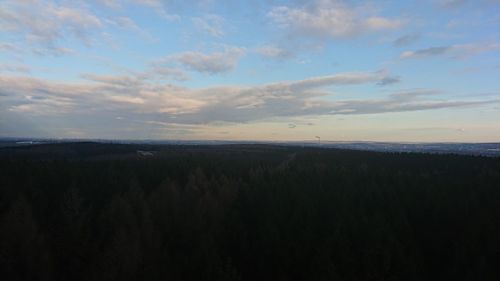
[{"xmin": 1, "ymin": 143, "xmax": 500, "ymax": 281}]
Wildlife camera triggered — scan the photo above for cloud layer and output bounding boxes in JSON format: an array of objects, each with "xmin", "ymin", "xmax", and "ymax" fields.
[{"xmin": 1, "ymin": 71, "xmax": 496, "ymax": 138}]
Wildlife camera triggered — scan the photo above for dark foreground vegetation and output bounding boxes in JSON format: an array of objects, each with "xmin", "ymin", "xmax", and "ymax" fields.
[{"xmin": 1, "ymin": 142, "xmax": 500, "ymax": 281}]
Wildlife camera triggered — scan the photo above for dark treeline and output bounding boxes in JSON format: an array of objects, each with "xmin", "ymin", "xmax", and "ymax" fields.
[{"xmin": 1, "ymin": 142, "xmax": 500, "ymax": 281}]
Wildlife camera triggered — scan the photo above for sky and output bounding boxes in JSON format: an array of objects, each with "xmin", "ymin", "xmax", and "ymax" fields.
[{"xmin": 0, "ymin": 0, "xmax": 499, "ymax": 142}]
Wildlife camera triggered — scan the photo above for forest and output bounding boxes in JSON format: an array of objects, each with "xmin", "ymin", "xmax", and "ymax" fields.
[{"xmin": 1, "ymin": 142, "xmax": 500, "ymax": 281}]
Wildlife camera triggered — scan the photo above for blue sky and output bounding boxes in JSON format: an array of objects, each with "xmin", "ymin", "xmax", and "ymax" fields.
[{"xmin": 1, "ymin": 0, "xmax": 499, "ymax": 141}]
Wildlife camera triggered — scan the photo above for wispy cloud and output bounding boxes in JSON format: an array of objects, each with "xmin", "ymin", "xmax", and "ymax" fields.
[
  {"xmin": 377, "ymin": 76, "xmax": 401, "ymax": 86},
  {"xmin": 433, "ymin": 0, "xmax": 499, "ymax": 9},
  {"xmin": 400, "ymin": 46, "xmax": 451, "ymax": 59},
  {"xmin": 0, "ymin": 42, "xmax": 20, "ymax": 52},
  {"xmin": 268, "ymin": 0, "xmax": 404, "ymax": 39},
  {"xmin": 83, "ymin": 64, "xmax": 189, "ymax": 83},
  {"xmin": 104, "ymin": 0, "xmax": 180, "ymax": 20},
  {"xmin": 0, "ymin": 0, "xmax": 102, "ymax": 51},
  {"xmin": 97, "ymin": 0, "xmax": 122, "ymax": 9},
  {"xmin": 393, "ymin": 33, "xmax": 421, "ymax": 47},
  {"xmin": 192, "ymin": 14, "xmax": 225, "ymax": 37},
  {"xmin": 131, "ymin": 0, "xmax": 180, "ymax": 21},
  {"xmin": 0, "ymin": 63, "xmax": 30, "ymax": 74},
  {"xmin": 255, "ymin": 46, "xmax": 293, "ymax": 60},
  {"xmin": 400, "ymin": 42, "xmax": 500, "ymax": 59},
  {"xmin": 0, "ymin": 0, "xmax": 176, "ymax": 55},
  {"xmin": 106, "ymin": 16, "xmax": 155, "ymax": 40},
  {"xmin": 160, "ymin": 47, "xmax": 246, "ymax": 74},
  {"xmin": 145, "ymin": 66, "xmax": 190, "ymax": 81},
  {"xmin": 80, "ymin": 73, "xmax": 144, "ymax": 87},
  {"xmin": 132, "ymin": 0, "xmax": 162, "ymax": 7}
]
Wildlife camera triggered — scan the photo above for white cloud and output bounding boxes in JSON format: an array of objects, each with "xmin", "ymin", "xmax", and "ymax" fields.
[
  {"xmin": 164, "ymin": 47, "xmax": 246, "ymax": 74},
  {"xmin": 0, "ymin": 0, "xmax": 177, "ymax": 55},
  {"xmin": 268, "ymin": 0, "xmax": 404, "ymax": 39},
  {"xmin": 255, "ymin": 46, "xmax": 293, "ymax": 59},
  {"xmin": 108, "ymin": 95, "xmax": 145, "ymax": 104},
  {"xmin": 0, "ymin": 0, "xmax": 102, "ymax": 51}
]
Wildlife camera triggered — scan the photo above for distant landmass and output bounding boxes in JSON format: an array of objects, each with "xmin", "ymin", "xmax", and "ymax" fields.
[{"xmin": 1, "ymin": 137, "xmax": 499, "ymax": 157}]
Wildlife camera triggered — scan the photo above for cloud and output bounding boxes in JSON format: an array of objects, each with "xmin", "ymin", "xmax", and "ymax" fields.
[
  {"xmin": 83, "ymin": 64, "xmax": 189, "ymax": 83},
  {"xmin": 255, "ymin": 46, "xmax": 293, "ymax": 60},
  {"xmin": 400, "ymin": 43, "xmax": 500, "ymax": 59},
  {"xmin": 267, "ymin": 0, "xmax": 404, "ymax": 39},
  {"xmin": 377, "ymin": 76, "xmax": 401, "ymax": 86},
  {"xmin": 0, "ymin": 42, "xmax": 20, "ymax": 52},
  {"xmin": 192, "ymin": 14, "xmax": 224, "ymax": 37},
  {"xmin": 2, "ymin": 71, "xmax": 496, "ymax": 137},
  {"xmin": 400, "ymin": 46, "xmax": 451, "ymax": 59},
  {"xmin": 0, "ymin": 0, "xmax": 102, "ymax": 52},
  {"xmin": 131, "ymin": 0, "xmax": 180, "ymax": 21},
  {"xmin": 145, "ymin": 66, "xmax": 190, "ymax": 81},
  {"xmin": 283, "ymin": 71, "xmax": 389, "ymax": 90},
  {"xmin": 97, "ymin": 0, "xmax": 121, "ymax": 9},
  {"xmin": 434, "ymin": 0, "xmax": 499, "ymax": 9},
  {"xmin": 108, "ymin": 95, "xmax": 145, "ymax": 104},
  {"xmin": 106, "ymin": 16, "xmax": 155, "ymax": 40},
  {"xmin": 388, "ymin": 89, "xmax": 440, "ymax": 100},
  {"xmin": 0, "ymin": 63, "xmax": 30, "ymax": 73},
  {"xmin": 80, "ymin": 73, "xmax": 144, "ymax": 87},
  {"xmin": 451, "ymin": 43, "xmax": 500, "ymax": 58},
  {"xmin": 163, "ymin": 47, "xmax": 246, "ymax": 74},
  {"xmin": 0, "ymin": 0, "xmax": 176, "ymax": 55},
  {"xmin": 393, "ymin": 33, "xmax": 421, "ymax": 47},
  {"xmin": 132, "ymin": 0, "xmax": 162, "ymax": 7},
  {"xmin": 0, "ymin": 74, "xmax": 204, "ymax": 118}
]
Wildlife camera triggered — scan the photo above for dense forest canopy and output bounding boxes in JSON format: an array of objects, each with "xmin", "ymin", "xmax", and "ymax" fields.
[{"xmin": 1, "ymin": 142, "xmax": 500, "ymax": 281}]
